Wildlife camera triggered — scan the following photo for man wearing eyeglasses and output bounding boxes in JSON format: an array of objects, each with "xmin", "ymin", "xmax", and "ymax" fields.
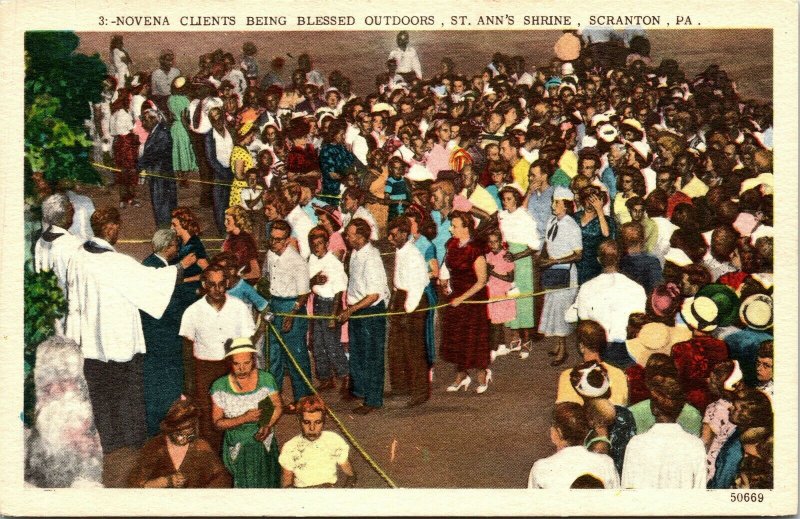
[{"xmin": 263, "ymin": 219, "xmax": 313, "ymax": 414}]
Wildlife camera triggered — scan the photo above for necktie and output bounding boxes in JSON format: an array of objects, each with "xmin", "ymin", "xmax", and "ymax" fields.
[{"xmin": 547, "ymin": 219, "xmax": 558, "ymax": 242}]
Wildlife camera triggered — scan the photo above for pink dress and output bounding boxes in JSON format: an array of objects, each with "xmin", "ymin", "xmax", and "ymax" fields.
[{"xmin": 485, "ymin": 250, "xmax": 516, "ymax": 324}]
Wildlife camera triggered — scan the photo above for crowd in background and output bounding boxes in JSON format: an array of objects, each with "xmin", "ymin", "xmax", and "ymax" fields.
[{"xmin": 29, "ymin": 29, "xmax": 775, "ymax": 489}]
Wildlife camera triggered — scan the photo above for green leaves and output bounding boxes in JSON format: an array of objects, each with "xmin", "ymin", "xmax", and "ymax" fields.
[
  {"xmin": 24, "ymin": 31, "xmax": 107, "ymax": 191},
  {"xmin": 24, "ymin": 264, "xmax": 66, "ymax": 360}
]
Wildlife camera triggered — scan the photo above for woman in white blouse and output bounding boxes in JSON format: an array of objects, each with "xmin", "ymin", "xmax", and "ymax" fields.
[{"xmin": 497, "ymin": 184, "xmax": 541, "ymax": 358}]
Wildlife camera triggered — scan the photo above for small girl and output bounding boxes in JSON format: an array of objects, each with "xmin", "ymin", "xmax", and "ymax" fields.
[
  {"xmin": 385, "ymin": 156, "xmax": 410, "ymax": 220},
  {"xmin": 485, "ymin": 229, "xmax": 516, "ymax": 361}
]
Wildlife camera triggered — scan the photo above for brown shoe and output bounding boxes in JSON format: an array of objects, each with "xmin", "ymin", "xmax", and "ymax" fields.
[
  {"xmin": 405, "ymin": 395, "xmax": 429, "ymax": 408},
  {"xmin": 341, "ymin": 391, "xmax": 360, "ymax": 402},
  {"xmin": 316, "ymin": 378, "xmax": 334, "ymax": 391},
  {"xmin": 352, "ymin": 404, "xmax": 379, "ymax": 415}
]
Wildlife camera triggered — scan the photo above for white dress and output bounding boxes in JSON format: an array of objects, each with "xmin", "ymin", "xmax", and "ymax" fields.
[{"xmin": 539, "ymin": 215, "xmax": 582, "ymax": 337}]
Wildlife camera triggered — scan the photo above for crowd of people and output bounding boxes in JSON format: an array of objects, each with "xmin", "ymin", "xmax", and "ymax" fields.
[{"xmin": 28, "ymin": 29, "xmax": 775, "ymax": 489}]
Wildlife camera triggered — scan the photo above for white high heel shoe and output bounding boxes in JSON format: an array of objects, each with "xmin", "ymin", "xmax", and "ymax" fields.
[
  {"xmin": 508, "ymin": 339, "xmax": 522, "ymax": 352},
  {"xmin": 519, "ymin": 340, "xmax": 532, "ymax": 360},
  {"xmin": 476, "ymin": 370, "xmax": 493, "ymax": 394},
  {"xmin": 446, "ymin": 376, "xmax": 472, "ymax": 392},
  {"xmin": 490, "ymin": 344, "xmax": 511, "ymax": 363}
]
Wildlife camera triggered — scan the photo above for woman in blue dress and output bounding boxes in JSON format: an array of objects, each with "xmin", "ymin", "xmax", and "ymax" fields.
[
  {"xmin": 319, "ymin": 119, "xmax": 355, "ymax": 204},
  {"xmin": 170, "ymin": 207, "xmax": 209, "ymax": 311},
  {"xmin": 573, "ymin": 186, "xmax": 614, "ymax": 285}
]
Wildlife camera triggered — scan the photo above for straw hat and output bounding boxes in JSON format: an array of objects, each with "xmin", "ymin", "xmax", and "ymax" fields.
[
  {"xmin": 224, "ymin": 337, "xmax": 259, "ymax": 358},
  {"xmin": 626, "ymin": 322, "xmax": 692, "ymax": 366},
  {"xmin": 680, "ymin": 284, "xmax": 740, "ymax": 332},
  {"xmin": 739, "ymin": 293, "xmax": 773, "ymax": 331}
]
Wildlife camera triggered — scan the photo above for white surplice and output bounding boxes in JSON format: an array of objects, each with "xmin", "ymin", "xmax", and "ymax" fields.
[{"xmin": 65, "ymin": 238, "xmax": 178, "ymax": 362}]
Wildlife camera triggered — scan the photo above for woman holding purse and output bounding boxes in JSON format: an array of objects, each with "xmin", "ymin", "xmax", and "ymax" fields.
[{"xmin": 537, "ymin": 187, "xmax": 583, "ymax": 366}]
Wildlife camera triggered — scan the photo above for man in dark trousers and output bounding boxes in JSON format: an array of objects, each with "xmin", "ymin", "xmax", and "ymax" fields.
[{"xmin": 139, "ymin": 108, "xmax": 177, "ymax": 228}]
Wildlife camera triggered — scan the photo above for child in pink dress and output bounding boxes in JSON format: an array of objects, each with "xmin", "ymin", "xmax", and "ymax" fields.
[{"xmin": 485, "ymin": 230, "xmax": 516, "ymax": 361}]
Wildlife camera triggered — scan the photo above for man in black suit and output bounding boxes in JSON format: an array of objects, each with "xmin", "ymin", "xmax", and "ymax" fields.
[
  {"xmin": 139, "ymin": 109, "xmax": 177, "ymax": 228},
  {"xmin": 140, "ymin": 228, "xmax": 196, "ymax": 436}
]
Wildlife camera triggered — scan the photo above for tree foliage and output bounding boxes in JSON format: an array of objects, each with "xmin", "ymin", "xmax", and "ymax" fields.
[
  {"xmin": 23, "ymin": 264, "xmax": 68, "ymax": 425},
  {"xmin": 24, "ymin": 31, "xmax": 107, "ymax": 193}
]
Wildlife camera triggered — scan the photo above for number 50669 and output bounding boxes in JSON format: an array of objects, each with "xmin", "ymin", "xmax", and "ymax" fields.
[{"xmin": 730, "ymin": 492, "xmax": 764, "ymax": 502}]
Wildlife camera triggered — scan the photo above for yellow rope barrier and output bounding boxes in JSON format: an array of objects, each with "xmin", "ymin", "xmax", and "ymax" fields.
[
  {"xmin": 267, "ymin": 322, "xmax": 399, "ymax": 488},
  {"xmin": 271, "ymin": 286, "xmax": 576, "ymax": 320},
  {"xmin": 91, "ymin": 161, "xmax": 235, "ymax": 186}
]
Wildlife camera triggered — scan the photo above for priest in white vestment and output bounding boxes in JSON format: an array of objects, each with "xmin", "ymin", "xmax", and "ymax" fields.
[{"xmin": 65, "ymin": 207, "xmax": 196, "ymax": 453}]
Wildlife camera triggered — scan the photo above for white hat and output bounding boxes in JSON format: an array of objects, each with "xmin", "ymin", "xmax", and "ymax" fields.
[
  {"xmin": 630, "ymin": 140, "xmax": 651, "ymax": 161},
  {"xmin": 581, "ymin": 135, "xmax": 599, "ymax": 148},
  {"xmin": 597, "ymin": 124, "xmax": 618, "ymax": 143},
  {"xmin": 664, "ymin": 247, "xmax": 694, "ymax": 267},
  {"xmin": 572, "ymin": 362, "xmax": 610, "ymax": 399},
  {"xmin": 561, "ymin": 62, "xmax": 575, "ymax": 76},
  {"xmin": 590, "ymin": 114, "xmax": 611, "ymax": 128},
  {"xmin": 680, "ymin": 296, "xmax": 719, "ymax": 332},
  {"xmin": 723, "ymin": 360, "xmax": 744, "ymax": 391},
  {"xmin": 503, "ymin": 182, "xmax": 525, "ymax": 196},
  {"xmin": 739, "ymin": 293, "xmax": 773, "ymax": 331},
  {"xmin": 371, "ymin": 102, "xmax": 397, "ymax": 117},
  {"xmin": 406, "ymin": 164, "xmax": 434, "ymax": 182},
  {"xmin": 553, "ymin": 186, "xmax": 575, "ymax": 201},
  {"xmin": 224, "ymin": 337, "xmax": 259, "ymax": 358}
]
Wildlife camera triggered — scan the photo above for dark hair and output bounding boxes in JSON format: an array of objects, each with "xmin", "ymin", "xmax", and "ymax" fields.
[
  {"xmin": 577, "ymin": 320, "xmax": 607, "ymax": 354},
  {"xmin": 669, "ymin": 228, "xmax": 708, "ymax": 263},
  {"xmin": 732, "ymin": 390, "xmax": 773, "ymax": 430},
  {"xmin": 343, "ymin": 186, "xmax": 365, "ymax": 204},
  {"xmin": 758, "ymin": 340, "xmax": 773, "ymax": 360},
  {"xmin": 90, "ymin": 206, "xmax": 121, "ymax": 237},
  {"xmin": 347, "ymin": 218, "xmax": 373, "ymax": 241},
  {"xmin": 171, "ymin": 207, "xmax": 201, "ymax": 236},
  {"xmin": 616, "ymin": 167, "xmax": 647, "ymax": 197},
  {"xmin": 645, "ymin": 189, "xmax": 668, "ymax": 218},
  {"xmin": 644, "ymin": 353, "xmax": 678, "ymax": 381},
  {"xmin": 270, "ymin": 219, "xmax": 292, "ymax": 237},
  {"xmin": 307, "ymin": 225, "xmax": 329, "ymax": 247},
  {"xmin": 552, "ymin": 402, "xmax": 591, "ymax": 446},
  {"xmin": 620, "ymin": 222, "xmax": 645, "ymax": 249},
  {"xmin": 597, "ymin": 239, "xmax": 620, "ymax": 269},
  {"xmin": 571, "ymin": 474, "xmax": 606, "ymax": 489},
  {"xmin": 498, "ymin": 185, "xmax": 524, "ymax": 208},
  {"xmin": 160, "ymin": 398, "xmax": 200, "ymax": 435},
  {"xmin": 648, "ymin": 375, "xmax": 686, "ymax": 422},
  {"xmin": 710, "ymin": 225, "xmax": 739, "ymax": 263},
  {"xmin": 449, "ymin": 210, "xmax": 475, "ymax": 238},
  {"xmin": 387, "ymin": 216, "xmax": 411, "ymax": 235},
  {"xmin": 625, "ymin": 195, "xmax": 646, "ymax": 212},
  {"xmin": 682, "ymin": 263, "xmax": 712, "ymax": 287}
]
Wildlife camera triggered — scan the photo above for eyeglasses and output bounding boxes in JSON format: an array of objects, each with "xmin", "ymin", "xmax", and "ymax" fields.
[{"xmin": 756, "ymin": 360, "xmax": 773, "ymax": 369}]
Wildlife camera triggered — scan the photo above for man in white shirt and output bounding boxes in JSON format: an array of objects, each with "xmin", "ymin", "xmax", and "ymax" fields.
[
  {"xmin": 338, "ymin": 218, "xmax": 391, "ymax": 415},
  {"xmin": 65, "ymin": 207, "xmax": 195, "ymax": 454},
  {"xmin": 149, "ymin": 50, "xmax": 180, "ymax": 112},
  {"xmin": 263, "ymin": 220, "xmax": 314, "ymax": 411},
  {"xmin": 279, "ymin": 395, "xmax": 356, "ymax": 488},
  {"xmin": 528, "ymin": 402, "xmax": 620, "ymax": 489},
  {"xmin": 386, "ymin": 217, "xmax": 431, "ymax": 408},
  {"xmin": 388, "ymin": 31, "xmax": 422, "ymax": 82},
  {"xmin": 340, "ymin": 187, "xmax": 379, "ymax": 241},
  {"xmin": 621, "ymin": 376, "xmax": 706, "ymax": 488},
  {"xmin": 179, "ymin": 263, "xmax": 255, "ymax": 451},
  {"xmin": 566, "ymin": 239, "xmax": 646, "ymax": 368},
  {"xmin": 187, "ymin": 83, "xmax": 223, "ymax": 207},
  {"xmin": 307, "ymin": 227, "xmax": 349, "ymax": 391}
]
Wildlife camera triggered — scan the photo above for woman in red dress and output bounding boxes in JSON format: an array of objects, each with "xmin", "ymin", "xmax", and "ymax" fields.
[
  {"xmin": 221, "ymin": 205, "xmax": 261, "ymax": 285},
  {"xmin": 441, "ymin": 210, "xmax": 492, "ymax": 394}
]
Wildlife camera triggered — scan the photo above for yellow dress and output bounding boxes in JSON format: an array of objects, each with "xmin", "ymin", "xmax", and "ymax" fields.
[{"xmin": 229, "ymin": 146, "xmax": 254, "ymax": 207}]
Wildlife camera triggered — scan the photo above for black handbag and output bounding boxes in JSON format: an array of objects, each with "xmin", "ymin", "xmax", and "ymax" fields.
[{"xmin": 541, "ymin": 266, "xmax": 571, "ymax": 289}]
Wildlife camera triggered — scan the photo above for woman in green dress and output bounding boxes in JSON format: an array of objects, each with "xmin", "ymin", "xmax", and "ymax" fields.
[
  {"xmin": 211, "ymin": 338, "xmax": 283, "ymax": 488},
  {"xmin": 167, "ymin": 76, "xmax": 198, "ymax": 181}
]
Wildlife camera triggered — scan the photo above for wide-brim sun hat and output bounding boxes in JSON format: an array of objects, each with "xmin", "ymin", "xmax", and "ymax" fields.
[
  {"xmin": 739, "ymin": 293, "xmax": 773, "ymax": 331},
  {"xmin": 626, "ymin": 322, "xmax": 692, "ymax": 366}
]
